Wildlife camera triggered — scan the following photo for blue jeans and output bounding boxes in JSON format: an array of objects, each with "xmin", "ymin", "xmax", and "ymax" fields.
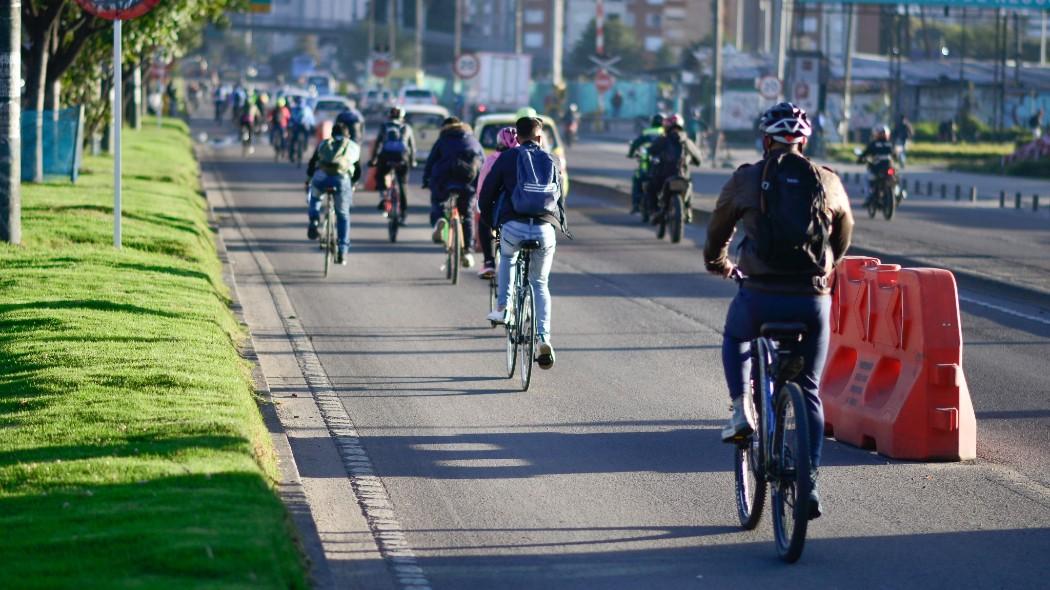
[
  {"xmin": 722, "ymin": 287, "xmax": 831, "ymax": 467},
  {"xmin": 309, "ymin": 172, "xmax": 352, "ymax": 254},
  {"xmin": 498, "ymin": 220, "xmax": 556, "ymax": 338}
]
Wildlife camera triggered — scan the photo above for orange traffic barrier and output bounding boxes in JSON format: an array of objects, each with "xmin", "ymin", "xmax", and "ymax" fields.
[
  {"xmin": 820, "ymin": 256, "xmax": 977, "ymax": 461},
  {"xmin": 315, "ymin": 120, "xmax": 333, "ymax": 142},
  {"xmin": 362, "ymin": 166, "xmax": 378, "ymax": 192}
]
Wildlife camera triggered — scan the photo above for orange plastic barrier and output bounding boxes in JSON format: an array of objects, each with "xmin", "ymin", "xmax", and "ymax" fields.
[
  {"xmin": 820, "ymin": 256, "xmax": 977, "ymax": 461},
  {"xmin": 315, "ymin": 120, "xmax": 333, "ymax": 142},
  {"xmin": 362, "ymin": 166, "xmax": 378, "ymax": 192}
]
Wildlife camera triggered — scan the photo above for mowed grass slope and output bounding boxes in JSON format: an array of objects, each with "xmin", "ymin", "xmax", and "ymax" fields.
[{"xmin": 0, "ymin": 121, "xmax": 307, "ymax": 588}]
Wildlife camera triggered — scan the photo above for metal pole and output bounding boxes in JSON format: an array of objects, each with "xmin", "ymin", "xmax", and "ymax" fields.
[
  {"xmin": 1042, "ymin": 10, "xmax": 1047, "ymax": 67},
  {"xmin": 388, "ymin": 0, "xmax": 397, "ymax": 58},
  {"xmin": 713, "ymin": 0, "xmax": 724, "ymax": 132},
  {"xmin": 114, "ymin": 19, "xmax": 122, "ymax": 250},
  {"xmin": 552, "ymin": 0, "xmax": 565, "ymax": 87},
  {"xmin": 415, "ymin": 0, "xmax": 424, "ymax": 74},
  {"xmin": 775, "ymin": 0, "xmax": 791, "ymax": 83},
  {"xmin": 736, "ymin": 0, "xmax": 745, "ymax": 50},
  {"xmin": 596, "ymin": 0, "xmax": 605, "ymax": 56},
  {"xmin": 1014, "ymin": 11, "xmax": 1021, "ymax": 84},
  {"xmin": 454, "ymin": 0, "xmax": 462, "ymax": 58},
  {"xmin": 957, "ymin": 8, "xmax": 966, "ymax": 114},
  {"xmin": 0, "ymin": 0, "xmax": 20, "ymax": 244},
  {"xmin": 762, "ymin": 0, "xmax": 772, "ymax": 55},
  {"xmin": 842, "ymin": 2, "xmax": 855, "ymax": 141},
  {"xmin": 367, "ymin": 0, "xmax": 375, "ymax": 52},
  {"xmin": 515, "ymin": 0, "xmax": 523, "ymax": 54}
]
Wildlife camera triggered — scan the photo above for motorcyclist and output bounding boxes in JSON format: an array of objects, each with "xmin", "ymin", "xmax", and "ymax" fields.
[
  {"xmin": 370, "ymin": 107, "xmax": 417, "ymax": 214},
  {"xmin": 626, "ymin": 113, "xmax": 665, "ymax": 216},
  {"xmin": 335, "ymin": 99, "xmax": 365, "ymax": 143},
  {"xmin": 892, "ymin": 115, "xmax": 914, "ymax": 167},
  {"xmin": 562, "ymin": 103, "xmax": 580, "ymax": 146},
  {"xmin": 422, "ymin": 117, "xmax": 485, "ymax": 269},
  {"xmin": 856, "ymin": 125, "xmax": 896, "ymax": 208},
  {"xmin": 646, "ymin": 113, "xmax": 703, "ymax": 225}
]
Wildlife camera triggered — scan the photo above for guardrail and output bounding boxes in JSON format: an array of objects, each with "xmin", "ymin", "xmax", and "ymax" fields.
[{"xmin": 839, "ymin": 171, "xmax": 1043, "ymax": 212}]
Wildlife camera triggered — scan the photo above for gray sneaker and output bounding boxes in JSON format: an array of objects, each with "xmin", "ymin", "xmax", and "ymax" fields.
[
  {"xmin": 721, "ymin": 397, "xmax": 755, "ymax": 442},
  {"xmin": 807, "ymin": 469, "xmax": 823, "ymax": 520},
  {"xmin": 432, "ymin": 218, "xmax": 447, "ymax": 244}
]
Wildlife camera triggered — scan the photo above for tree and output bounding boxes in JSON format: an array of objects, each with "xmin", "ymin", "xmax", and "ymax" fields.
[
  {"xmin": 1, "ymin": 0, "xmax": 20, "ymax": 244},
  {"xmin": 568, "ymin": 19, "xmax": 644, "ymax": 77}
]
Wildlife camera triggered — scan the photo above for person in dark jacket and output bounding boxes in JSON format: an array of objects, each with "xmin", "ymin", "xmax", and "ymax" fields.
[
  {"xmin": 646, "ymin": 113, "xmax": 703, "ymax": 224},
  {"xmin": 478, "ymin": 116, "xmax": 567, "ymax": 370},
  {"xmin": 422, "ymin": 117, "xmax": 484, "ymax": 268}
]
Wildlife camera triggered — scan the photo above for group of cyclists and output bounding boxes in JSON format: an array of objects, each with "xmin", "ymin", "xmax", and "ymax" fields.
[
  {"xmin": 217, "ymin": 83, "xmax": 331, "ymax": 163},
  {"xmin": 287, "ymin": 96, "xmax": 862, "ymax": 521}
]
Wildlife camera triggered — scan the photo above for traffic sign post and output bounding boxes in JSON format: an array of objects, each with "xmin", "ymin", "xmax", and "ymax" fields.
[
  {"xmin": 453, "ymin": 53, "xmax": 480, "ymax": 80},
  {"xmin": 74, "ymin": 0, "xmax": 161, "ymax": 249},
  {"xmin": 757, "ymin": 75, "xmax": 782, "ymax": 101},
  {"xmin": 594, "ymin": 68, "xmax": 614, "ymax": 94},
  {"xmin": 371, "ymin": 55, "xmax": 392, "ymax": 79}
]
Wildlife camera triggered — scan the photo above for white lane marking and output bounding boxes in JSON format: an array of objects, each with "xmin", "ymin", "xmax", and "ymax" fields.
[
  {"xmin": 959, "ymin": 294, "xmax": 1050, "ymax": 328},
  {"xmin": 208, "ymin": 158, "xmax": 433, "ymax": 590}
]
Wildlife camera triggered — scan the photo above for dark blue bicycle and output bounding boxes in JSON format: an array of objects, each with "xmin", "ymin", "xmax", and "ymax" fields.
[{"xmin": 729, "ymin": 274, "xmax": 814, "ymax": 563}]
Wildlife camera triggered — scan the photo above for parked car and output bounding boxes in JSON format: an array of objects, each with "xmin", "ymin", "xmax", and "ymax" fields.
[
  {"xmin": 474, "ymin": 112, "xmax": 569, "ymax": 195},
  {"xmin": 363, "ymin": 89, "xmax": 395, "ymax": 116},
  {"xmin": 398, "ymin": 86, "xmax": 438, "ymax": 106},
  {"xmin": 403, "ymin": 104, "xmax": 451, "ymax": 163},
  {"xmin": 313, "ymin": 95, "xmax": 352, "ymax": 129}
]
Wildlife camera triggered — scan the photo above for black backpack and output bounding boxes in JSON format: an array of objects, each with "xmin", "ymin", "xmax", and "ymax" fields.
[
  {"xmin": 448, "ymin": 151, "xmax": 480, "ymax": 184},
  {"xmin": 754, "ymin": 152, "xmax": 832, "ymax": 275},
  {"xmin": 653, "ymin": 134, "xmax": 685, "ymax": 178}
]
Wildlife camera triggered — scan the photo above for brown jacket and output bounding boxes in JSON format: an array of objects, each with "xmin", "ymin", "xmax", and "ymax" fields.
[{"xmin": 703, "ymin": 152, "xmax": 854, "ymax": 295}]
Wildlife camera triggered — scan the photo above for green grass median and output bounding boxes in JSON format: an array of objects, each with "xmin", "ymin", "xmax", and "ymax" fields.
[{"xmin": 0, "ymin": 121, "xmax": 308, "ymax": 588}]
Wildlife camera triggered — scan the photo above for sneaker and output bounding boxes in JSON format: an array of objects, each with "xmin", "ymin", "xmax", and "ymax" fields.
[
  {"xmin": 307, "ymin": 220, "xmax": 319, "ymax": 240},
  {"xmin": 807, "ymin": 469, "xmax": 823, "ymax": 520},
  {"xmin": 629, "ymin": 205, "xmax": 639, "ymax": 214},
  {"xmin": 461, "ymin": 252, "xmax": 475, "ymax": 269},
  {"xmin": 431, "ymin": 218, "xmax": 447, "ymax": 244},
  {"xmin": 376, "ymin": 200, "xmax": 386, "ymax": 211},
  {"xmin": 720, "ymin": 397, "xmax": 755, "ymax": 442},
  {"xmin": 478, "ymin": 263, "xmax": 495, "ymax": 279},
  {"xmin": 335, "ymin": 251, "xmax": 347, "ymax": 265},
  {"xmin": 537, "ymin": 339, "xmax": 555, "ymax": 370},
  {"xmin": 486, "ymin": 308, "xmax": 506, "ymax": 324}
]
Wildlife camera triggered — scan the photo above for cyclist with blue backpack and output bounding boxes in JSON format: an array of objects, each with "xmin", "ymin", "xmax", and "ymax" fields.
[
  {"xmin": 289, "ymin": 97, "xmax": 316, "ymax": 159},
  {"xmin": 422, "ymin": 117, "xmax": 484, "ymax": 269},
  {"xmin": 478, "ymin": 117, "xmax": 569, "ymax": 370},
  {"xmin": 703, "ymin": 103, "xmax": 854, "ymax": 519},
  {"xmin": 335, "ymin": 99, "xmax": 364, "ymax": 143},
  {"xmin": 370, "ymin": 107, "xmax": 416, "ymax": 214}
]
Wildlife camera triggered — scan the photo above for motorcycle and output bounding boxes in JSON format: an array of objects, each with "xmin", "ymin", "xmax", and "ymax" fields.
[
  {"xmin": 655, "ymin": 176, "xmax": 690, "ymax": 243},
  {"xmin": 855, "ymin": 149, "xmax": 905, "ymax": 221},
  {"xmin": 563, "ymin": 119, "xmax": 579, "ymax": 147}
]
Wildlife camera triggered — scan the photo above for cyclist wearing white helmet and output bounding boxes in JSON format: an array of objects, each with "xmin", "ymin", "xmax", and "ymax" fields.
[{"xmin": 703, "ymin": 102, "xmax": 854, "ymax": 520}]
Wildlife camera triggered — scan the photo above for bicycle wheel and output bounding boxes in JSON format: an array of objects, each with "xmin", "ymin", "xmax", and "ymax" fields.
[
  {"xmin": 669, "ymin": 193, "xmax": 685, "ymax": 243},
  {"xmin": 734, "ymin": 388, "xmax": 766, "ymax": 529},
  {"xmin": 387, "ymin": 185, "xmax": 400, "ymax": 243},
  {"xmin": 451, "ymin": 217, "xmax": 461, "ymax": 285},
  {"xmin": 866, "ymin": 190, "xmax": 878, "ymax": 219},
  {"xmin": 518, "ymin": 283, "xmax": 535, "ymax": 391},
  {"xmin": 505, "ymin": 303, "xmax": 517, "ymax": 379},
  {"xmin": 322, "ymin": 205, "xmax": 333, "ymax": 278},
  {"xmin": 771, "ymin": 382, "xmax": 812, "ymax": 563}
]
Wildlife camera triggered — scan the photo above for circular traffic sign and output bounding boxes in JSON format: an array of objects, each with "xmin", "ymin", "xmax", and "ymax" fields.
[
  {"xmin": 454, "ymin": 53, "xmax": 480, "ymax": 79},
  {"xmin": 372, "ymin": 58, "xmax": 392, "ymax": 79},
  {"xmin": 74, "ymin": 0, "xmax": 161, "ymax": 20},
  {"xmin": 757, "ymin": 75, "xmax": 782, "ymax": 101},
  {"xmin": 595, "ymin": 69, "xmax": 614, "ymax": 94}
]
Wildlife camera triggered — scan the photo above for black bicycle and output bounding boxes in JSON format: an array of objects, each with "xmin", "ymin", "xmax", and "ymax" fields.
[
  {"xmin": 729, "ymin": 278, "xmax": 813, "ymax": 562},
  {"xmin": 497, "ymin": 239, "xmax": 540, "ymax": 391}
]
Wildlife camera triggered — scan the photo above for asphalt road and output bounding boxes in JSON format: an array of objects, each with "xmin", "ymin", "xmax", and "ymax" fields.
[{"xmin": 201, "ymin": 121, "xmax": 1050, "ymax": 589}]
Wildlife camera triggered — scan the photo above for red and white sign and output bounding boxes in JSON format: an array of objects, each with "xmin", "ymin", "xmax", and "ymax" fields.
[
  {"xmin": 454, "ymin": 53, "xmax": 480, "ymax": 79},
  {"xmin": 757, "ymin": 75, "xmax": 782, "ymax": 101},
  {"xmin": 595, "ymin": 69, "xmax": 614, "ymax": 94},
  {"xmin": 372, "ymin": 57, "xmax": 392, "ymax": 79},
  {"xmin": 74, "ymin": 0, "xmax": 161, "ymax": 20}
]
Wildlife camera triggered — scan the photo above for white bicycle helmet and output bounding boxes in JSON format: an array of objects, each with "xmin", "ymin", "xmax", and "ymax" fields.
[{"xmin": 760, "ymin": 102, "xmax": 812, "ymax": 145}]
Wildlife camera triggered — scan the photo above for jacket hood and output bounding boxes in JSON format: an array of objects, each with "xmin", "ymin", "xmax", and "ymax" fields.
[{"xmin": 440, "ymin": 122, "xmax": 472, "ymax": 136}]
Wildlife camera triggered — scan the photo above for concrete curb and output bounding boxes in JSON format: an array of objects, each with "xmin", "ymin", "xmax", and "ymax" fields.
[
  {"xmin": 571, "ymin": 177, "xmax": 1050, "ymax": 309},
  {"xmin": 198, "ymin": 148, "xmax": 335, "ymax": 590}
]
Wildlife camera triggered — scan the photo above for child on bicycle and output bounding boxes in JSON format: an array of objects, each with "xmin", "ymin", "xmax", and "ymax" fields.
[
  {"xmin": 703, "ymin": 103, "xmax": 853, "ymax": 519},
  {"xmin": 305, "ymin": 122, "xmax": 361, "ymax": 265},
  {"xmin": 474, "ymin": 127, "xmax": 518, "ymax": 278}
]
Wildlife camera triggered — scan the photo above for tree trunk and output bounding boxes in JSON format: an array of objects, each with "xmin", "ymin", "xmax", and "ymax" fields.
[
  {"xmin": 27, "ymin": 26, "xmax": 48, "ymax": 182},
  {"xmin": 1, "ymin": 0, "xmax": 21, "ymax": 244}
]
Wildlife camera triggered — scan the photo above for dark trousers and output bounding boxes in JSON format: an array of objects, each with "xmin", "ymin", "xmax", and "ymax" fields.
[
  {"xmin": 478, "ymin": 215, "xmax": 495, "ymax": 266},
  {"xmin": 430, "ymin": 188, "xmax": 475, "ymax": 251},
  {"xmin": 721, "ymin": 286, "xmax": 831, "ymax": 468}
]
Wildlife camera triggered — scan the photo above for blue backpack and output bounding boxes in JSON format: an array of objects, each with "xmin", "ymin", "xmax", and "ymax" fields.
[
  {"xmin": 380, "ymin": 123, "xmax": 407, "ymax": 158},
  {"xmin": 511, "ymin": 144, "xmax": 561, "ymax": 216}
]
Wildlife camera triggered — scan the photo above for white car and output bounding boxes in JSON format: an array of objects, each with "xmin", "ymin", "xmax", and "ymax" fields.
[
  {"xmin": 313, "ymin": 95, "xmax": 352, "ymax": 128},
  {"xmin": 402, "ymin": 104, "xmax": 450, "ymax": 163},
  {"xmin": 398, "ymin": 86, "xmax": 438, "ymax": 106}
]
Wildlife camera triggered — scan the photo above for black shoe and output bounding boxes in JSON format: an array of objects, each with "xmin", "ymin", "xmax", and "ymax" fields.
[
  {"xmin": 376, "ymin": 200, "xmax": 386, "ymax": 211},
  {"xmin": 649, "ymin": 213, "xmax": 662, "ymax": 226},
  {"xmin": 807, "ymin": 469, "xmax": 822, "ymax": 520},
  {"xmin": 335, "ymin": 251, "xmax": 347, "ymax": 265},
  {"xmin": 307, "ymin": 221, "xmax": 319, "ymax": 240}
]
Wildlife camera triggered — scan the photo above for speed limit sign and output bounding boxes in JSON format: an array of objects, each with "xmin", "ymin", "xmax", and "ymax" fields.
[
  {"xmin": 757, "ymin": 75, "xmax": 782, "ymax": 101},
  {"xmin": 454, "ymin": 53, "xmax": 480, "ymax": 79}
]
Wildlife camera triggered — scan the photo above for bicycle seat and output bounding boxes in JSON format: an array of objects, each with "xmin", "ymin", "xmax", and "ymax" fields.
[
  {"xmin": 520, "ymin": 239, "xmax": 542, "ymax": 251},
  {"xmin": 323, "ymin": 187, "xmax": 337, "ymax": 194},
  {"xmin": 760, "ymin": 322, "xmax": 807, "ymax": 341}
]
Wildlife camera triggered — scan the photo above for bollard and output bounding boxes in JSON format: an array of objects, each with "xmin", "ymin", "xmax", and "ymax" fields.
[
  {"xmin": 1035, "ymin": 195, "xmax": 1040, "ymax": 212},
  {"xmin": 955, "ymin": 185, "xmax": 962, "ymax": 201},
  {"xmin": 1015, "ymin": 192, "xmax": 1022, "ymax": 209},
  {"xmin": 902, "ymin": 178, "xmax": 909, "ymax": 191},
  {"xmin": 914, "ymin": 180, "xmax": 921, "ymax": 196},
  {"xmin": 999, "ymin": 190, "xmax": 1005, "ymax": 207},
  {"xmin": 970, "ymin": 186, "xmax": 977, "ymax": 202},
  {"xmin": 927, "ymin": 181, "xmax": 934, "ymax": 195},
  {"xmin": 941, "ymin": 184, "xmax": 947, "ymax": 199}
]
